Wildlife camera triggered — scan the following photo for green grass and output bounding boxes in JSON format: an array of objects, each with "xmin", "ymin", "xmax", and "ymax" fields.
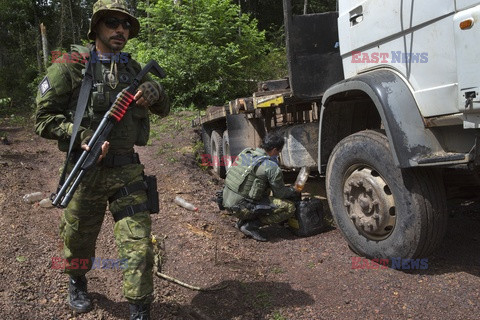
[
  {"xmin": 253, "ymin": 292, "xmax": 273, "ymax": 310},
  {"xmin": 271, "ymin": 266, "xmax": 285, "ymax": 274},
  {"xmin": 270, "ymin": 311, "xmax": 288, "ymax": 320}
]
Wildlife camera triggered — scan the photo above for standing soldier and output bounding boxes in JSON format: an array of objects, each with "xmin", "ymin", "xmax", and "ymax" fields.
[{"xmin": 35, "ymin": 1, "xmax": 169, "ymax": 319}]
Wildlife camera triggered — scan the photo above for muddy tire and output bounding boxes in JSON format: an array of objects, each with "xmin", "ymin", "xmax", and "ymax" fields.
[
  {"xmin": 222, "ymin": 131, "xmax": 233, "ymax": 173},
  {"xmin": 326, "ymin": 130, "xmax": 447, "ymax": 259},
  {"xmin": 201, "ymin": 125, "xmax": 212, "ymax": 155},
  {"xmin": 211, "ymin": 130, "xmax": 226, "ymax": 178}
]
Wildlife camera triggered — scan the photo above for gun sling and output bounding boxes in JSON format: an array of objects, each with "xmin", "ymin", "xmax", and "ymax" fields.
[{"xmin": 56, "ymin": 50, "xmax": 95, "ymax": 192}]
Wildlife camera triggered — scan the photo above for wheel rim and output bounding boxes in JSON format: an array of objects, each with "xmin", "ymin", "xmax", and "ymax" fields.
[{"xmin": 343, "ymin": 166, "xmax": 396, "ymax": 240}]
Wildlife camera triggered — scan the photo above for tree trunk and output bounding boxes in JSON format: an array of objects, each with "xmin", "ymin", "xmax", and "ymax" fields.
[
  {"xmin": 304, "ymin": 0, "xmax": 308, "ymax": 14},
  {"xmin": 33, "ymin": 3, "xmax": 43, "ymax": 71},
  {"xmin": 238, "ymin": 0, "xmax": 241, "ymax": 36},
  {"xmin": 40, "ymin": 23, "xmax": 49, "ymax": 69},
  {"xmin": 67, "ymin": 0, "xmax": 75, "ymax": 43},
  {"xmin": 59, "ymin": 0, "xmax": 65, "ymax": 48}
]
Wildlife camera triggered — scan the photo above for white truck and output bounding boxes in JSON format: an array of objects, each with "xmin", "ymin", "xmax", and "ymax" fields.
[{"xmin": 194, "ymin": 0, "xmax": 480, "ymax": 259}]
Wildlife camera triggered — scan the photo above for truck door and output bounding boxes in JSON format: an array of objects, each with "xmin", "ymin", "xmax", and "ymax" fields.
[
  {"xmin": 454, "ymin": 2, "xmax": 480, "ymax": 127},
  {"xmin": 338, "ymin": 0, "xmax": 457, "ymax": 117}
]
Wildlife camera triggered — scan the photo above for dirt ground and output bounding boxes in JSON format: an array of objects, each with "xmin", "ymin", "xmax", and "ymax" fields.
[{"xmin": 0, "ymin": 111, "xmax": 479, "ymax": 320}]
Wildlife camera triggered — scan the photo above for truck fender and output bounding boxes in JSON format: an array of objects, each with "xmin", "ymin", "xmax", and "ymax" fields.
[{"xmin": 320, "ymin": 69, "xmax": 443, "ymax": 169}]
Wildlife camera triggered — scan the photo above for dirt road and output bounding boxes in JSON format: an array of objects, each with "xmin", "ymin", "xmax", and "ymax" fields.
[{"xmin": 0, "ymin": 111, "xmax": 479, "ymax": 319}]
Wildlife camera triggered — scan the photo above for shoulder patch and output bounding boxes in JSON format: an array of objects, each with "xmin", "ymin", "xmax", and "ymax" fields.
[{"xmin": 39, "ymin": 76, "xmax": 52, "ymax": 97}]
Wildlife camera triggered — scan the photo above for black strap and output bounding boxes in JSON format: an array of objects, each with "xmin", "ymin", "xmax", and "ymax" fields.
[
  {"xmin": 56, "ymin": 50, "xmax": 95, "ymax": 192},
  {"xmin": 109, "ymin": 180, "xmax": 148, "ymax": 203},
  {"xmin": 68, "ymin": 52, "xmax": 94, "ymax": 159},
  {"xmin": 112, "ymin": 203, "xmax": 149, "ymax": 222}
]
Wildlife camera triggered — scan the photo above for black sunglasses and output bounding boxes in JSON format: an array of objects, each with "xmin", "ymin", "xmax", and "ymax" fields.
[{"xmin": 103, "ymin": 17, "xmax": 132, "ymax": 30}]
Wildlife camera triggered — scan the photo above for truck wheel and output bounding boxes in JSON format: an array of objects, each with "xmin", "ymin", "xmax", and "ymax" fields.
[
  {"xmin": 326, "ymin": 130, "xmax": 447, "ymax": 259},
  {"xmin": 222, "ymin": 131, "xmax": 233, "ymax": 172},
  {"xmin": 211, "ymin": 130, "xmax": 226, "ymax": 178}
]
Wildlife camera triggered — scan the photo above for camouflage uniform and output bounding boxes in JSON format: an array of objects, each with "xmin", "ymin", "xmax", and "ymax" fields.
[
  {"xmin": 222, "ymin": 148, "xmax": 297, "ymax": 225},
  {"xmin": 35, "ymin": 41, "xmax": 169, "ymax": 304}
]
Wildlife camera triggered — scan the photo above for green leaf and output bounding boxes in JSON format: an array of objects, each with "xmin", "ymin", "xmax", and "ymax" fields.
[{"xmin": 126, "ymin": 0, "xmax": 286, "ymax": 109}]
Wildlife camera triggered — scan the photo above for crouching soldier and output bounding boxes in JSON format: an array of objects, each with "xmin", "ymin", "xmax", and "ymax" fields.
[{"xmin": 222, "ymin": 133, "xmax": 300, "ymax": 241}]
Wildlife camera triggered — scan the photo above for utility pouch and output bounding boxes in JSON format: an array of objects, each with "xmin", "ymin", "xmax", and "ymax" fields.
[
  {"xmin": 215, "ymin": 189, "xmax": 225, "ymax": 210},
  {"xmin": 145, "ymin": 175, "xmax": 159, "ymax": 214},
  {"xmin": 248, "ymin": 178, "xmax": 267, "ymax": 200}
]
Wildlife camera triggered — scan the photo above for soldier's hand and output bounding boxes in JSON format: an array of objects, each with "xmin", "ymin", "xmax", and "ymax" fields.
[
  {"xmin": 82, "ymin": 141, "xmax": 110, "ymax": 163},
  {"xmin": 134, "ymin": 81, "xmax": 164, "ymax": 108}
]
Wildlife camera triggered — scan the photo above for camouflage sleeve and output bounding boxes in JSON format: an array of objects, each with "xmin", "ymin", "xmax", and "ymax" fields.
[
  {"xmin": 147, "ymin": 81, "xmax": 170, "ymax": 117},
  {"xmin": 34, "ymin": 62, "xmax": 85, "ymax": 149},
  {"xmin": 266, "ymin": 163, "xmax": 297, "ymax": 199}
]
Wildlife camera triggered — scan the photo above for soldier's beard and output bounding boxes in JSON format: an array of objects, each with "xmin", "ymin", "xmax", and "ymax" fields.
[{"xmin": 97, "ymin": 33, "xmax": 126, "ymax": 53}]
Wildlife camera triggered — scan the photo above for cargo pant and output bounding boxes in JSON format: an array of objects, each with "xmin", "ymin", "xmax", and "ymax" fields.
[
  {"xmin": 59, "ymin": 162, "xmax": 154, "ymax": 304},
  {"xmin": 232, "ymin": 197, "xmax": 296, "ymax": 225}
]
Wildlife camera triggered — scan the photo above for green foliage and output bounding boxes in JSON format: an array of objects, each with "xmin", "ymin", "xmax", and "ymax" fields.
[
  {"xmin": 127, "ymin": 0, "xmax": 284, "ymax": 109},
  {"xmin": 270, "ymin": 310, "xmax": 288, "ymax": 320},
  {"xmin": 1, "ymin": 0, "xmax": 339, "ymax": 113},
  {"xmin": 291, "ymin": 0, "xmax": 337, "ymax": 14},
  {"xmin": 239, "ymin": 0, "xmax": 337, "ymax": 39},
  {"xmin": 0, "ymin": 0, "xmax": 39, "ymax": 110}
]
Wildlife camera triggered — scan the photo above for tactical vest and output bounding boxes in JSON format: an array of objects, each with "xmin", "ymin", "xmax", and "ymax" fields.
[
  {"xmin": 63, "ymin": 45, "xmax": 150, "ymax": 154},
  {"xmin": 224, "ymin": 148, "xmax": 269, "ymax": 201}
]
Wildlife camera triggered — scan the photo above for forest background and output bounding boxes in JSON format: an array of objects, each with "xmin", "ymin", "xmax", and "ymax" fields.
[{"xmin": 0, "ymin": 0, "xmax": 335, "ymax": 113}]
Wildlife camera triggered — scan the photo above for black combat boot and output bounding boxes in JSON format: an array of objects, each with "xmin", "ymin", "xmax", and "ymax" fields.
[
  {"xmin": 240, "ymin": 220, "xmax": 267, "ymax": 242},
  {"xmin": 68, "ymin": 275, "xmax": 92, "ymax": 313},
  {"xmin": 129, "ymin": 303, "xmax": 151, "ymax": 320},
  {"xmin": 235, "ymin": 219, "xmax": 245, "ymax": 229}
]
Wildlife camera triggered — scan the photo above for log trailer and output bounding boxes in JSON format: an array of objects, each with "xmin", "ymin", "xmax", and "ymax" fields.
[{"xmin": 193, "ymin": 0, "xmax": 480, "ymax": 259}]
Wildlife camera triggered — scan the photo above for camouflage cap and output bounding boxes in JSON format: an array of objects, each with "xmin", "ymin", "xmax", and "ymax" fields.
[{"xmin": 88, "ymin": 0, "xmax": 140, "ymax": 40}]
